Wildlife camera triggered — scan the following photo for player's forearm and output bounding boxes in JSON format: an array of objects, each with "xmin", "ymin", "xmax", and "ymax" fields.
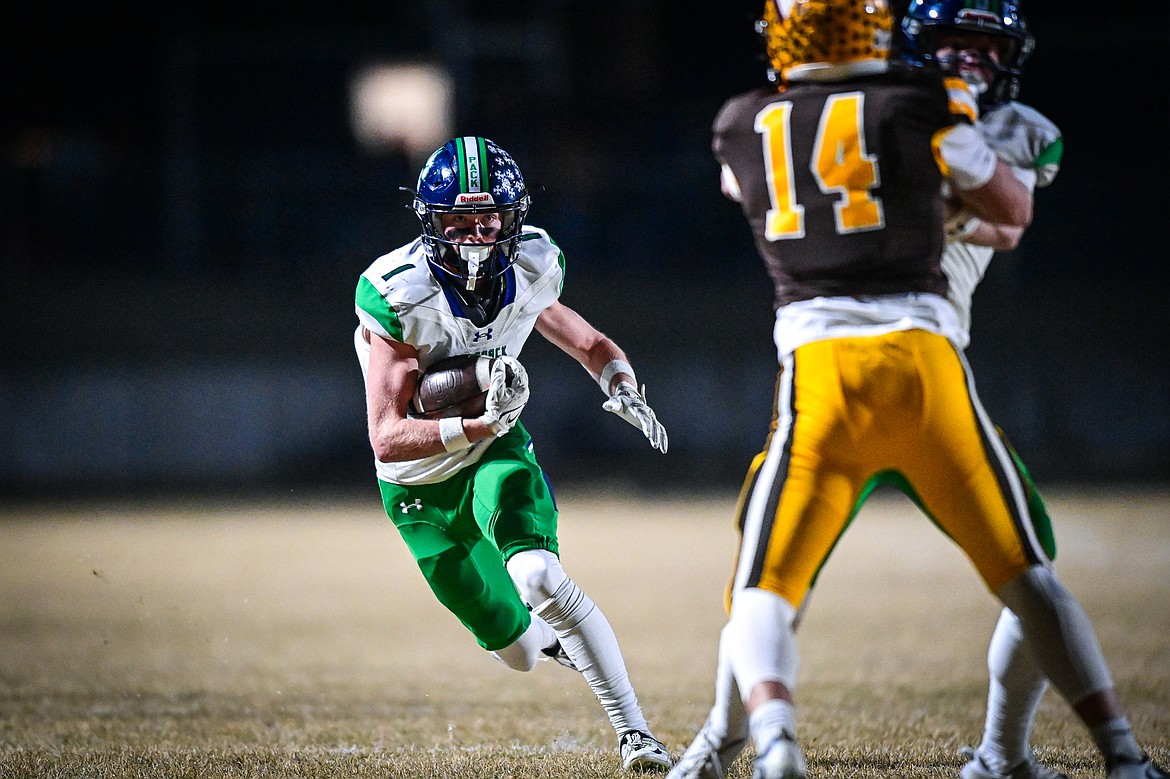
[
  {"xmin": 585, "ymin": 341, "xmax": 637, "ymax": 395},
  {"xmin": 368, "ymin": 416, "xmax": 492, "ymax": 462},
  {"xmin": 967, "ymin": 220, "xmax": 1024, "ymax": 251},
  {"xmin": 958, "ymin": 159, "xmax": 1033, "ymax": 228},
  {"xmin": 368, "ymin": 415, "xmax": 443, "ymax": 462}
]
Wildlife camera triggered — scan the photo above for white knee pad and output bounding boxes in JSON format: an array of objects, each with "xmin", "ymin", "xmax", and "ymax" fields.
[
  {"xmin": 506, "ymin": 549, "xmax": 567, "ymax": 610},
  {"xmin": 490, "ymin": 615, "xmax": 557, "ymax": 672},
  {"xmin": 724, "ymin": 587, "xmax": 801, "ymax": 697}
]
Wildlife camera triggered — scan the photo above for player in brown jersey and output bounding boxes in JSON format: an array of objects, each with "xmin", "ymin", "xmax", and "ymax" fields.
[{"xmin": 668, "ymin": 2, "xmax": 1169, "ymax": 779}]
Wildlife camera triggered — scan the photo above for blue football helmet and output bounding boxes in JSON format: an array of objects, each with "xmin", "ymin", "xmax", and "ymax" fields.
[
  {"xmin": 412, "ymin": 136, "xmax": 531, "ymax": 298},
  {"xmin": 899, "ymin": 0, "xmax": 1034, "ymax": 108}
]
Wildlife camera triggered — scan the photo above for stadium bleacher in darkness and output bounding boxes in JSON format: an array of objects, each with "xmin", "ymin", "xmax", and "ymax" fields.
[{"xmin": 2, "ymin": 2, "xmax": 1167, "ymax": 497}]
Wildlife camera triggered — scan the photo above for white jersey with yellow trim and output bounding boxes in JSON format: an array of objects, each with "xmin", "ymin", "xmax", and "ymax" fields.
[{"xmin": 353, "ymin": 226, "xmax": 564, "ymax": 485}]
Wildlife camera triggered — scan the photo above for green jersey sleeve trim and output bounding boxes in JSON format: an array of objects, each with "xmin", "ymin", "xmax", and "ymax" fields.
[
  {"xmin": 540, "ymin": 232, "xmax": 567, "ymax": 294},
  {"xmin": 1035, "ymin": 135, "xmax": 1063, "ymax": 169},
  {"xmin": 356, "ymin": 275, "xmax": 404, "ymax": 341},
  {"xmin": 382, "ymin": 263, "xmax": 414, "ymax": 281}
]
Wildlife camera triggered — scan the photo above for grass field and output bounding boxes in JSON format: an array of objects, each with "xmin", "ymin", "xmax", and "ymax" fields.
[{"xmin": 1, "ymin": 487, "xmax": 1167, "ymax": 778}]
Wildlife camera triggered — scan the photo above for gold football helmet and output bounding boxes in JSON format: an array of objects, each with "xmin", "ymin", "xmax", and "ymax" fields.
[{"xmin": 758, "ymin": 0, "xmax": 894, "ymax": 83}]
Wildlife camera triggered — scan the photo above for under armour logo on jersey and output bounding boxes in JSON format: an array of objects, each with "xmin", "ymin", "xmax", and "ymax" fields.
[
  {"xmin": 472, "ymin": 328, "xmax": 494, "ymax": 342},
  {"xmin": 399, "ymin": 499, "xmax": 422, "ymax": 514}
]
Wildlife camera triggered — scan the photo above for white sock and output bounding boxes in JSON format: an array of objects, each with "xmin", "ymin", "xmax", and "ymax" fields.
[
  {"xmin": 749, "ymin": 698, "xmax": 796, "ymax": 754},
  {"xmin": 979, "ymin": 608, "xmax": 1048, "ymax": 772},
  {"xmin": 706, "ymin": 626, "xmax": 749, "ymax": 747},
  {"xmin": 1091, "ymin": 717, "xmax": 1143, "ymax": 765},
  {"xmin": 535, "ymin": 576, "xmax": 648, "ymax": 736}
]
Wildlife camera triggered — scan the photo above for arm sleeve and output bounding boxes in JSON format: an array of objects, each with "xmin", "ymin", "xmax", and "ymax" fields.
[{"xmin": 932, "ymin": 123, "xmax": 999, "ymax": 192}]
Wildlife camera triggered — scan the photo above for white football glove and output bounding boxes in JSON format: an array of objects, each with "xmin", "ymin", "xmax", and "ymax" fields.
[
  {"xmin": 477, "ymin": 356, "xmax": 529, "ymax": 437},
  {"xmin": 602, "ymin": 381, "xmax": 668, "ymax": 453},
  {"xmin": 979, "ymin": 101, "xmax": 1063, "ymax": 188}
]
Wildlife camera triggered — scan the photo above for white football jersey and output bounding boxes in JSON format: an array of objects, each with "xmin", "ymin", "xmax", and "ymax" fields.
[
  {"xmin": 941, "ymin": 238, "xmax": 996, "ymax": 350},
  {"xmin": 943, "ymin": 104, "xmax": 1048, "ymax": 350},
  {"xmin": 354, "ymin": 226, "xmax": 565, "ymax": 485}
]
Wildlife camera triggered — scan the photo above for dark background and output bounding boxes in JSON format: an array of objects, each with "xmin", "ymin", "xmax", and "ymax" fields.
[{"xmin": 2, "ymin": 2, "xmax": 1167, "ymax": 501}]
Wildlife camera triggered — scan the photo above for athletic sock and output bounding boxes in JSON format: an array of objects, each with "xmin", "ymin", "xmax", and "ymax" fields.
[
  {"xmin": 535, "ymin": 577, "xmax": 647, "ymax": 736},
  {"xmin": 749, "ymin": 698, "xmax": 796, "ymax": 754},
  {"xmin": 1091, "ymin": 717, "xmax": 1143, "ymax": 765},
  {"xmin": 980, "ymin": 609, "xmax": 1048, "ymax": 773}
]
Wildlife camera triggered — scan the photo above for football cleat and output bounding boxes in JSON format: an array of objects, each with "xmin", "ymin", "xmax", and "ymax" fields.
[
  {"xmin": 958, "ymin": 746, "xmax": 1067, "ymax": 779},
  {"xmin": 751, "ymin": 734, "xmax": 806, "ymax": 779},
  {"xmin": 620, "ymin": 730, "xmax": 674, "ymax": 772},
  {"xmin": 1107, "ymin": 755, "xmax": 1170, "ymax": 779},
  {"xmin": 666, "ymin": 725, "xmax": 748, "ymax": 779}
]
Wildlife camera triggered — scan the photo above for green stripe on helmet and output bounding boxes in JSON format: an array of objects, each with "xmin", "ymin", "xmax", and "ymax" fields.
[
  {"xmin": 473, "ymin": 136, "xmax": 488, "ymax": 193},
  {"xmin": 454, "ymin": 135, "xmax": 488, "ymax": 194},
  {"xmin": 454, "ymin": 136, "xmax": 468, "ymax": 192}
]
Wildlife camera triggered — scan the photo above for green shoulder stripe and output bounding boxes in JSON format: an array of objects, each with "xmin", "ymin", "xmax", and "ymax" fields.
[
  {"xmin": 1036, "ymin": 136, "xmax": 1064, "ymax": 168},
  {"xmin": 355, "ymin": 275, "xmax": 404, "ymax": 341},
  {"xmin": 382, "ymin": 263, "xmax": 413, "ymax": 281}
]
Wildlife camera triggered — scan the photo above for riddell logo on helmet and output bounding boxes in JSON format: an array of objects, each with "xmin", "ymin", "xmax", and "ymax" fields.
[
  {"xmin": 955, "ymin": 7, "xmax": 1000, "ymax": 26},
  {"xmin": 456, "ymin": 193, "xmax": 495, "ymax": 205}
]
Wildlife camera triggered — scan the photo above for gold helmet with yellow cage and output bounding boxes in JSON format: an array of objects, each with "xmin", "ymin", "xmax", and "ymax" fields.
[{"xmin": 758, "ymin": 0, "xmax": 894, "ymax": 84}]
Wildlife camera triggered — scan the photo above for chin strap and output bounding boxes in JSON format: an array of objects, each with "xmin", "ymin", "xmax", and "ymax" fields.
[{"xmin": 432, "ymin": 251, "xmax": 507, "ymax": 327}]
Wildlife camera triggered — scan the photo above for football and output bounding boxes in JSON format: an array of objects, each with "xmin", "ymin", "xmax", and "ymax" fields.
[{"xmin": 411, "ymin": 354, "xmax": 496, "ymax": 420}]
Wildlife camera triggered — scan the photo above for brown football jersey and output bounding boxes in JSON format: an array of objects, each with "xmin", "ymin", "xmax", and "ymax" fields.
[{"xmin": 713, "ymin": 66, "xmax": 958, "ymax": 310}]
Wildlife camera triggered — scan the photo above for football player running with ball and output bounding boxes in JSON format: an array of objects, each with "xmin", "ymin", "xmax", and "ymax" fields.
[
  {"xmin": 667, "ymin": 2, "xmax": 1169, "ymax": 779},
  {"xmin": 353, "ymin": 136, "xmax": 671, "ymax": 771}
]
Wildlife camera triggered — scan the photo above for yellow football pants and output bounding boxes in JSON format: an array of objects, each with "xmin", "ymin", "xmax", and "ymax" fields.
[{"xmin": 730, "ymin": 328, "xmax": 1048, "ymax": 611}]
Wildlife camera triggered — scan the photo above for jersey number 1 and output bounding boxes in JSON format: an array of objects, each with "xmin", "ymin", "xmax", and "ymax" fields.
[{"xmin": 755, "ymin": 92, "xmax": 885, "ymax": 241}]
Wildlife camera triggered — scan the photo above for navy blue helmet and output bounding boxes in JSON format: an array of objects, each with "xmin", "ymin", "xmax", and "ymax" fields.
[
  {"xmin": 412, "ymin": 136, "xmax": 531, "ymax": 296},
  {"xmin": 899, "ymin": 0, "xmax": 1034, "ymax": 107}
]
